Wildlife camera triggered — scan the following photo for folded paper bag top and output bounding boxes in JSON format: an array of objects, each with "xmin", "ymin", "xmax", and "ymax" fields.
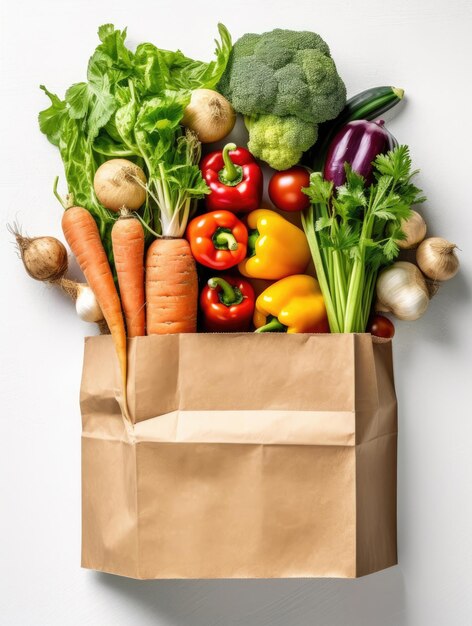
[{"xmin": 80, "ymin": 333, "xmax": 397, "ymax": 579}]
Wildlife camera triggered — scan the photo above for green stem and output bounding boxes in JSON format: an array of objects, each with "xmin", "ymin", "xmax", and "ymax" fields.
[
  {"xmin": 302, "ymin": 208, "xmax": 340, "ymax": 333},
  {"xmin": 344, "ymin": 207, "xmax": 376, "ymax": 332},
  {"xmin": 392, "ymin": 86, "xmax": 405, "ymax": 100},
  {"xmin": 255, "ymin": 317, "xmax": 287, "ymax": 333},
  {"xmin": 214, "ymin": 230, "xmax": 238, "ymax": 250},
  {"xmin": 208, "ymin": 277, "xmax": 243, "ymax": 306},
  {"xmin": 333, "ymin": 250, "xmax": 347, "ymax": 322},
  {"xmin": 134, "ymin": 212, "xmax": 161, "ymax": 239},
  {"xmin": 219, "ymin": 143, "xmax": 243, "ymax": 186},
  {"xmin": 318, "ymin": 199, "xmax": 332, "ymax": 271},
  {"xmin": 361, "ymin": 268, "xmax": 378, "ymax": 331},
  {"xmin": 179, "ymin": 197, "xmax": 192, "ymax": 238},
  {"xmin": 344, "ymin": 260, "xmax": 362, "ymax": 332},
  {"xmin": 247, "ymin": 229, "xmax": 259, "ymax": 257},
  {"xmin": 158, "ymin": 162, "xmax": 173, "ymax": 226},
  {"xmin": 53, "ymin": 176, "xmax": 67, "ymax": 210}
]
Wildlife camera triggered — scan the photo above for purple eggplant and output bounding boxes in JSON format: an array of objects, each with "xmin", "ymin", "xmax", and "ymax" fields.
[{"xmin": 323, "ymin": 119, "xmax": 397, "ymax": 187}]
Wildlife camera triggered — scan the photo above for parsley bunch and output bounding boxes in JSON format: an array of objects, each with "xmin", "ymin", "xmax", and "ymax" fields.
[{"xmin": 302, "ymin": 146, "xmax": 425, "ymax": 333}]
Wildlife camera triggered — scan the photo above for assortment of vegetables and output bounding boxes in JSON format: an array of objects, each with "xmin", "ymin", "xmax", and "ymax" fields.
[{"xmin": 13, "ymin": 23, "xmax": 461, "ymax": 398}]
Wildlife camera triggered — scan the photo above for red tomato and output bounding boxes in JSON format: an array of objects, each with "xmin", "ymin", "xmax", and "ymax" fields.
[
  {"xmin": 368, "ymin": 314, "xmax": 395, "ymax": 339},
  {"xmin": 268, "ymin": 166, "xmax": 311, "ymax": 212}
]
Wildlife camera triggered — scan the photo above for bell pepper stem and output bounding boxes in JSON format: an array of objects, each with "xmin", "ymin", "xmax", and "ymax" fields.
[
  {"xmin": 208, "ymin": 277, "xmax": 243, "ymax": 306},
  {"xmin": 215, "ymin": 231, "xmax": 238, "ymax": 250},
  {"xmin": 247, "ymin": 229, "xmax": 259, "ymax": 257},
  {"xmin": 221, "ymin": 143, "xmax": 238, "ymax": 180},
  {"xmin": 255, "ymin": 317, "xmax": 287, "ymax": 333},
  {"xmin": 219, "ymin": 143, "xmax": 244, "ymax": 186}
]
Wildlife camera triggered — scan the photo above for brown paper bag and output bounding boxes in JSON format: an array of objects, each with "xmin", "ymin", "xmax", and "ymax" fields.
[{"xmin": 80, "ymin": 333, "xmax": 397, "ymax": 579}]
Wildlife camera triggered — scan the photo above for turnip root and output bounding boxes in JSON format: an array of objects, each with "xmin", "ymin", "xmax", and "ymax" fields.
[
  {"xmin": 94, "ymin": 159, "xmax": 147, "ymax": 212},
  {"xmin": 10, "ymin": 224, "xmax": 68, "ymax": 282}
]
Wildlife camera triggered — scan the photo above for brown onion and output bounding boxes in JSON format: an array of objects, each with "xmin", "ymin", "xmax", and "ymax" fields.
[
  {"xmin": 416, "ymin": 237, "xmax": 459, "ymax": 281},
  {"xmin": 182, "ymin": 89, "xmax": 236, "ymax": 143},
  {"xmin": 397, "ymin": 210, "xmax": 427, "ymax": 249}
]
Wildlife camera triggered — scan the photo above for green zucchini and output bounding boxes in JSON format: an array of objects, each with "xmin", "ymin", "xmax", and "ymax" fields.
[{"xmin": 305, "ymin": 86, "xmax": 404, "ymax": 170}]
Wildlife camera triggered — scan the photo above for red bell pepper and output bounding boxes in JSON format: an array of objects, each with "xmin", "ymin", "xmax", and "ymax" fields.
[
  {"xmin": 200, "ymin": 275, "xmax": 255, "ymax": 332},
  {"xmin": 186, "ymin": 210, "xmax": 248, "ymax": 270},
  {"xmin": 200, "ymin": 143, "xmax": 263, "ymax": 213}
]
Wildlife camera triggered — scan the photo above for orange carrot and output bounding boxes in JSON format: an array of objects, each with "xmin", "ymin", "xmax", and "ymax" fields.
[
  {"xmin": 145, "ymin": 238, "xmax": 198, "ymax": 334},
  {"xmin": 62, "ymin": 207, "xmax": 128, "ymax": 407},
  {"xmin": 112, "ymin": 215, "xmax": 145, "ymax": 337}
]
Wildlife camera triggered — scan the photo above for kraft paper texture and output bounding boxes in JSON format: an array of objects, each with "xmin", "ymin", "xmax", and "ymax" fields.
[{"xmin": 80, "ymin": 333, "xmax": 397, "ymax": 579}]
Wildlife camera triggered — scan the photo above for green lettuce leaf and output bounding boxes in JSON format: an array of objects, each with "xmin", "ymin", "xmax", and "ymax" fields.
[
  {"xmin": 39, "ymin": 22, "xmax": 232, "ymax": 252},
  {"xmin": 38, "ymin": 86, "xmax": 68, "ymax": 146}
]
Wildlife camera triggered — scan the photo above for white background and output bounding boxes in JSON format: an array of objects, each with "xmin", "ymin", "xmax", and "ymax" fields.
[{"xmin": 1, "ymin": 0, "xmax": 471, "ymax": 624}]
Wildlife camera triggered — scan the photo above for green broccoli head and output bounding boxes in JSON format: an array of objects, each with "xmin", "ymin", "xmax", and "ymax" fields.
[
  {"xmin": 219, "ymin": 29, "xmax": 346, "ymax": 124},
  {"xmin": 245, "ymin": 114, "xmax": 318, "ymax": 171}
]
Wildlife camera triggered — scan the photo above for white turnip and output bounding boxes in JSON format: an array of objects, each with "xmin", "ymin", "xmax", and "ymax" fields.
[{"xmin": 94, "ymin": 159, "xmax": 147, "ymax": 212}]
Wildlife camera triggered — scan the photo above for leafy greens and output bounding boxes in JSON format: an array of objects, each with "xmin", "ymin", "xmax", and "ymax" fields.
[
  {"xmin": 39, "ymin": 23, "xmax": 232, "ymax": 260},
  {"xmin": 302, "ymin": 146, "xmax": 425, "ymax": 333}
]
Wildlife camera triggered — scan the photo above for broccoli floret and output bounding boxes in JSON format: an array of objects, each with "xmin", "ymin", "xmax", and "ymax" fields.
[
  {"xmin": 245, "ymin": 114, "xmax": 318, "ymax": 171},
  {"xmin": 219, "ymin": 29, "xmax": 346, "ymax": 125}
]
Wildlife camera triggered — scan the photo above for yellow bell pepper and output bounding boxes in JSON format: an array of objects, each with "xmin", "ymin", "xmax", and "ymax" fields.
[
  {"xmin": 254, "ymin": 275, "xmax": 329, "ymax": 334},
  {"xmin": 238, "ymin": 209, "xmax": 311, "ymax": 280}
]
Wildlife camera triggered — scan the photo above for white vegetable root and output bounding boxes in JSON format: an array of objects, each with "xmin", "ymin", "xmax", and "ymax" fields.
[
  {"xmin": 182, "ymin": 89, "xmax": 236, "ymax": 143},
  {"xmin": 94, "ymin": 159, "xmax": 147, "ymax": 212}
]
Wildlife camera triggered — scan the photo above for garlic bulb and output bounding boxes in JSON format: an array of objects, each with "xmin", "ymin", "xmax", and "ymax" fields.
[
  {"xmin": 58, "ymin": 278, "xmax": 104, "ymax": 323},
  {"xmin": 376, "ymin": 261, "xmax": 430, "ymax": 321},
  {"xmin": 75, "ymin": 285, "xmax": 104, "ymax": 323},
  {"xmin": 416, "ymin": 237, "xmax": 459, "ymax": 281},
  {"xmin": 397, "ymin": 210, "xmax": 427, "ymax": 249}
]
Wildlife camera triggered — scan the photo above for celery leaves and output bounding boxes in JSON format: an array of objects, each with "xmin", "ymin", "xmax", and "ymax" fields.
[{"xmin": 302, "ymin": 146, "xmax": 425, "ymax": 332}]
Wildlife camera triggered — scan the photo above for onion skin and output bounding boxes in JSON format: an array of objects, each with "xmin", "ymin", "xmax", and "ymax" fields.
[
  {"xmin": 11, "ymin": 227, "xmax": 68, "ymax": 282},
  {"xmin": 416, "ymin": 237, "xmax": 459, "ymax": 281},
  {"xmin": 94, "ymin": 159, "xmax": 147, "ymax": 212},
  {"xmin": 397, "ymin": 210, "xmax": 427, "ymax": 250},
  {"xmin": 182, "ymin": 89, "xmax": 236, "ymax": 144},
  {"xmin": 324, "ymin": 119, "xmax": 397, "ymax": 187}
]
